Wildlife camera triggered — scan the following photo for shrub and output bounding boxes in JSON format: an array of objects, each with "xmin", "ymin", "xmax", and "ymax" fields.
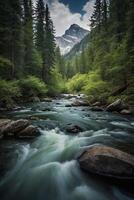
[
  {"xmin": 0, "ymin": 80, "xmax": 20, "ymax": 107},
  {"xmin": 48, "ymin": 67, "xmax": 67, "ymax": 96},
  {"xmin": 19, "ymin": 76, "xmax": 47, "ymax": 98},
  {"xmin": 0, "ymin": 57, "xmax": 13, "ymax": 79},
  {"xmin": 67, "ymin": 73, "xmax": 87, "ymax": 92},
  {"xmin": 83, "ymin": 71, "xmax": 111, "ymax": 103}
]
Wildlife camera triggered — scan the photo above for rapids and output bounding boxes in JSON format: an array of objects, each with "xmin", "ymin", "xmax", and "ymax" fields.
[{"xmin": 0, "ymin": 96, "xmax": 134, "ymax": 200}]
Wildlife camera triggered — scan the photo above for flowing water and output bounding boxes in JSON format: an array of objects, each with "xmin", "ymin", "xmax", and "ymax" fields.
[{"xmin": 0, "ymin": 96, "xmax": 134, "ymax": 200}]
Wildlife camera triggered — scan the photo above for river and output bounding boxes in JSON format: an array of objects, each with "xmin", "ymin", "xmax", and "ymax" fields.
[{"xmin": 0, "ymin": 96, "xmax": 134, "ymax": 200}]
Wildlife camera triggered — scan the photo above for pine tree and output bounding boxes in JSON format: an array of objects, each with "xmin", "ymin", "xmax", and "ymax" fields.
[
  {"xmin": 35, "ymin": 0, "xmax": 45, "ymax": 56},
  {"xmin": 23, "ymin": 0, "xmax": 34, "ymax": 74},
  {"xmin": 0, "ymin": 0, "xmax": 23, "ymax": 79},
  {"xmin": 109, "ymin": 0, "xmax": 128, "ymax": 41},
  {"xmin": 90, "ymin": 0, "xmax": 102, "ymax": 31},
  {"xmin": 101, "ymin": 0, "xmax": 108, "ymax": 28},
  {"xmin": 43, "ymin": 4, "xmax": 56, "ymax": 84},
  {"xmin": 55, "ymin": 47, "xmax": 65, "ymax": 76}
]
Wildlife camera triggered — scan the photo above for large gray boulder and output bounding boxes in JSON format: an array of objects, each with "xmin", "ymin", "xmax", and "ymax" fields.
[
  {"xmin": 78, "ymin": 145, "xmax": 134, "ymax": 179},
  {"xmin": 106, "ymin": 99, "xmax": 125, "ymax": 112}
]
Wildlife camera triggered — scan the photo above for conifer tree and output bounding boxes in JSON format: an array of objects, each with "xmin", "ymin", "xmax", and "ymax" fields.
[
  {"xmin": 23, "ymin": 0, "xmax": 34, "ymax": 74},
  {"xmin": 35, "ymin": 0, "xmax": 45, "ymax": 55},
  {"xmin": 0, "ymin": 0, "xmax": 23, "ymax": 79},
  {"xmin": 43, "ymin": 4, "xmax": 56, "ymax": 83},
  {"xmin": 90, "ymin": 0, "xmax": 102, "ymax": 31}
]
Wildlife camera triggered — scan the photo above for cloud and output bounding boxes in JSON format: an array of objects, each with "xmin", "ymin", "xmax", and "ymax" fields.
[
  {"xmin": 50, "ymin": 0, "xmax": 95, "ymax": 36},
  {"xmin": 33, "ymin": 0, "xmax": 95, "ymax": 36}
]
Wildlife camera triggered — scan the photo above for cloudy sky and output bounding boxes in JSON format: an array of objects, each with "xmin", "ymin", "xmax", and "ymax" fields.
[{"xmin": 42, "ymin": 0, "xmax": 95, "ymax": 36}]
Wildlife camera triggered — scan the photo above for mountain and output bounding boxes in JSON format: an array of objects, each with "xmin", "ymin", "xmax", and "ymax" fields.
[
  {"xmin": 65, "ymin": 33, "xmax": 90, "ymax": 59},
  {"xmin": 56, "ymin": 24, "xmax": 89, "ymax": 55}
]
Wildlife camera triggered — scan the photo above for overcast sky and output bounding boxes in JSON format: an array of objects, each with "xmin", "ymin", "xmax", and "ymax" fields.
[{"xmin": 34, "ymin": 0, "xmax": 95, "ymax": 36}]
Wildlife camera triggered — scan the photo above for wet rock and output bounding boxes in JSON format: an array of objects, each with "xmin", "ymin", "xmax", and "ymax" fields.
[
  {"xmin": 65, "ymin": 104, "xmax": 72, "ymax": 107},
  {"xmin": 0, "ymin": 119, "xmax": 12, "ymax": 138},
  {"xmin": 42, "ymin": 98, "xmax": 53, "ymax": 102},
  {"xmin": 120, "ymin": 109, "xmax": 132, "ymax": 115},
  {"xmin": 0, "ymin": 119, "xmax": 39, "ymax": 139},
  {"xmin": 78, "ymin": 145, "xmax": 134, "ymax": 179},
  {"xmin": 61, "ymin": 94, "xmax": 76, "ymax": 99},
  {"xmin": 91, "ymin": 106, "xmax": 104, "ymax": 111},
  {"xmin": 72, "ymin": 100, "xmax": 89, "ymax": 107},
  {"xmin": 1, "ymin": 119, "xmax": 30, "ymax": 136},
  {"xmin": 106, "ymin": 99, "xmax": 125, "ymax": 112},
  {"xmin": 17, "ymin": 125, "xmax": 39, "ymax": 138},
  {"xmin": 66, "ymin": 124, "xmax": 83, "ymax": 134},
  {"xmin": 29, "ymin": 116, "xmax": 40, "ymax": 120}
]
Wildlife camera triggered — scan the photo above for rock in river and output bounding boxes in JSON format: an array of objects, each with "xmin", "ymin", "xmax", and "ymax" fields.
[
  {"xmin": 66, "ymin": 124, "xmax": 83, "ymax": 134},
  {"xmin": 0, "ymin": 119, "xmax": 39, "ymax": 139},
  {"xmin": 106, "ymin": 99, "xmax": 125, "ymax": 112},
  {"xmin": 78, "ymin": 145, "xmax": 134, "ymax": 179}
]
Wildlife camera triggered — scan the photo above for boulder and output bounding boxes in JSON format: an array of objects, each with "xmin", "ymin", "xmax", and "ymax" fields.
[
  {"xmin": 0, "ymin": 119, "xmax": 39, "ymax": 139},
  {"xmin": 65, "ymin": 104, "xmax": 72, "ymax": 107},
  {"xmin": 120, "ymin": 109, "xmax": 132, "ymax": 115},
  {"xmin": 106, "ymin": 99, "xmax": 125, "ymax": 112},
  {"xmin": 72, "ymin": 100, "xmax": 89, "ymax": 107},
  {"xmin": 0, "ymin": 119, "xmax": 12, "ymax": 138},
  {"xmin": 42, "ymin": 98, "xmax": 53, "ymax": 102},
  {"xmin": 78, "ymin": 145, "xmax": 134, "ymax": 179},
  {"xmin": 17, "ymin": 125, "xmax": 39, "ymax": 138},
  {"xmin": 1, "ymin": 119, "xmax": 30, "ymax": 136},
  {"xmin": 66, "ymin": 124, "xmax": 83, "ymax": 134}
]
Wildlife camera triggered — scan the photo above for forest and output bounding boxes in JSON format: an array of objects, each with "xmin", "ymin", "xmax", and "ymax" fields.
[
  {"xmin": 0, "ymin": 1, "xmax": 134, "ymax": 200},
  {"xmin": 0, "ymin": 0, "xmax": 134, "ymax": 110}
]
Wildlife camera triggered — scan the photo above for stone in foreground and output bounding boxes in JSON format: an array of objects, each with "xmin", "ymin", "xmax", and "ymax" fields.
[
  {"xmin": 78, "ymin": 145, "xmax": 134, "ymax": 179},
  {"xmin": 0, "ymin": 119, "xmax": 39, "ymax": 139}
]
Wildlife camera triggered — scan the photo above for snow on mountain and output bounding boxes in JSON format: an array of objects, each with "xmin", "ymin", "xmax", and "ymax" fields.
[{"xmin": 56, "ymin": 24, "xmax": 89, "ymax": 55}]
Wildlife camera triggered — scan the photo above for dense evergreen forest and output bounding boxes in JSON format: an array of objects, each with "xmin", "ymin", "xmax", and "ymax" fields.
[
  {"xmin": 66, "ymin": 0, "xmax": 134, "ymax": 107},
  {"xmin": 0, "ymin": 0, "xmax": 134, "ymax": 109}
]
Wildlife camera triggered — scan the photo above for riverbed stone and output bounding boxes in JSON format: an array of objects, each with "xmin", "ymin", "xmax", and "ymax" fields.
[
  {"xmin": 78, "ymin": 145, "xmax": 134, "ymax": 179},
  {"xmin": 120, "ymin": 109, "xmax": 132, "ymax": 115},
  {"xmin": 0, "ymin": 119, "xmax": 39, "ymax": 139},
  {"xmin": 66, "ymin": 124, "xmax": 83, "ymax": 134},
  {"xmin": 71, "ymin": 100, "xmax": 89, "ymax": 107},
  {"xmin": 106, "ymin": 99, "xmax": 125, "ymax": 112},
  {"xmin": 17, "ymin": 125, "xmax": 39, "ymax": 138}
]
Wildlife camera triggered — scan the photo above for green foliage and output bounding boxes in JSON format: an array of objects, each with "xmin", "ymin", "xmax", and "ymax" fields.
[
  {"xmin": 0, "ymin": 57, "xmax": 13, "ymax": 79},
  {"xmin": 19, "ymin": 76, "xmax": 47, "ymax": 98},
  {"xmin": 83, "ymin": 72, "xmax": 110, "ymax": 103},
  {"xmin": 0, "ymin": 79, "xmax": 20, "ymax": 107},
  {"xmin": 67, "ymin": 73, "xmax": 87, "ymax": 92},
  {"xmin": 67, "ymin": 71, "xmax": 110, "ymax": 103},
  {"xmin": 65, "ymin": 0, "xmax": 134, "ymax": 105},
  {"xmin": 48, "ymin": 67, "xmax": 66, "ymax": 96}
]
